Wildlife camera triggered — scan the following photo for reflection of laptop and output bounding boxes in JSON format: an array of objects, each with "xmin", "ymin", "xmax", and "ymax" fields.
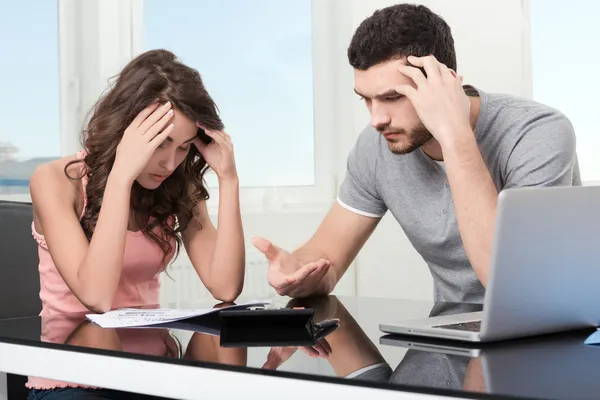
[
  {"xmin": 380, "ymin": 186, "xmax": 600, "ymax": 342},
  {"xmin": 380, "ymin": 334, "xmax": 483, "ymax": 357},
  {"xmin": 381, "ymin": 330, "xmax": 600, "ymax": 399}
]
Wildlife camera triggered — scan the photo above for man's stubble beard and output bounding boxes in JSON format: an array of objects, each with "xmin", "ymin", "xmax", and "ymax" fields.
[{"xmin": 381, "ymin": 124, "xmax": 433, "ymax": 155}]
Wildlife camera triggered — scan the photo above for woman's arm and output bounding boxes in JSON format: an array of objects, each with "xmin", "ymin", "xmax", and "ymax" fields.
[
  {"xmin": 31, "ymin": 103, "xmax": 174, "ymax": 313},
  {"xmin": 182, "ymin": 128, "xmax": 245, "ymax": 302},
  {"xmin": 182, "ymin": 178, "xmax": 245, "ymax": 302},
  {"xmin": 30, "ymin": 162, "xmax": 131, "ymax": 313},
  {"xmin": 65, "ymin": 320, "xmax": 122, "ymax": 351}
]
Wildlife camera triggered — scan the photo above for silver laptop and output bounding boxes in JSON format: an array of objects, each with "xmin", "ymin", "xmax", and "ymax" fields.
[{"xmin": 380, "ymin": 185, "xmax": 600, "ymax": 342}]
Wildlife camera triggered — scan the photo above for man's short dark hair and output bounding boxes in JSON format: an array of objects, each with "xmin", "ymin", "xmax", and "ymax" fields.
[{"xmin": 348, "ymin": 4, "xmax": 457, "ymax": 71}]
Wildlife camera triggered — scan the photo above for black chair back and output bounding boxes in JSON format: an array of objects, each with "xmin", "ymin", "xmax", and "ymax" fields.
[
  {"xmin": 0, "ymin": 200, "xmax": 42, "ymax": 318},
  {"xmin": 0, "ymin": 200, "xmax": 42, "ymax": 398}
]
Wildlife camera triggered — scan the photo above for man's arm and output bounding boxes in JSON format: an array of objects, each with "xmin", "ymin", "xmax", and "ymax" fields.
[
  {"xmin": 254, "ymin": 127, "xmax": 386, "ymax": 298},
  {"xmin": 442, "ymin": 133, "xmax": 498, "ymax": 287},
  {"xmin": 443, "ymin": 116, "xmax": 578, "ymax": 287}
]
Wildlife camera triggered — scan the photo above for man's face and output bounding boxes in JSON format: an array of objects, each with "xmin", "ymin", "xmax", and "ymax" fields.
[{"xmin": 354, "ymin": 58, "xmax": 433, "ymax": 154}]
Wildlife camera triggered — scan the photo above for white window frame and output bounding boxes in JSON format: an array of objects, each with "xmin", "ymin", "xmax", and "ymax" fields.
[
  {"xmin": 56, "ymin": 0, "xmax": 342, "ymax": 213},
  {"xmin": 59, "ymin": 0, "xmax": 139, "ymax": 157}
]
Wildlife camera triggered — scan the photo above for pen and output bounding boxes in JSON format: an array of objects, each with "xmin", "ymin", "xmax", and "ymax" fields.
[{"xmin": 315, "ymin": 318, "xmax": 340, "ymax": 331}]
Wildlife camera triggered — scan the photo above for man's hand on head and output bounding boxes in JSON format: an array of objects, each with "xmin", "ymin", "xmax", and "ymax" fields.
[{"xmin": 396, "ymin": 55, "xmax": 472, "ymax": 148}]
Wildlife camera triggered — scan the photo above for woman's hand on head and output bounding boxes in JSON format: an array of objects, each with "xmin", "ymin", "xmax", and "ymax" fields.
[
  {"xmin": 112, "ymin": 101, "xmax": 175, "ymax": 185},
  {"xmin": 194, "ymin": 123, "xmax": 238, "ymax": 182}
]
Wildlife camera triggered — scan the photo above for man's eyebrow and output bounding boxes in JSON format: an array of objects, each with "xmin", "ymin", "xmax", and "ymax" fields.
[
  {"xmin": 374, "ymin": 89, "xmax": 401, "ymax": 99},
  {"xmin": 354, "ymin": 88, "xmax": 401, "ymax": 99}
]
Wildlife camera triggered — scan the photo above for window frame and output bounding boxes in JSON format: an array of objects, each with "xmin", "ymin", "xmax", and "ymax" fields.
[{"xmin": 129, "ymin": 0, "xmax": 338, "ymax": 212}]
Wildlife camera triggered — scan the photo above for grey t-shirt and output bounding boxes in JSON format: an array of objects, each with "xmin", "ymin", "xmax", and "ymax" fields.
[{"xmin": 338, "ymin": 88, "xmax": 581, "ymax": 303}]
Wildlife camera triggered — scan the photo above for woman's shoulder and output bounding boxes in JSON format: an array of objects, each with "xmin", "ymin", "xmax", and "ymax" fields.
[
  {"xmin": 31, "ymin": 153, "xmax": 81, "ymax": 184},
  {"xmin": 30, "ymin": 153, "xmax": 85, "ymax": 205}
]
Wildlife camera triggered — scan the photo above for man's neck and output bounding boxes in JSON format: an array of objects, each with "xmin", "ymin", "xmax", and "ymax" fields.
[{"xmin": 422, "ymin": 95, "xmax": 482, "ymax": 161}]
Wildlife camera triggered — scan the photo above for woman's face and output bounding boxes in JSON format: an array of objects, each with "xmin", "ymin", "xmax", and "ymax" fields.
[{"xmin": 136, "ymin": 108, "xmax": 197, "ymax": 190}]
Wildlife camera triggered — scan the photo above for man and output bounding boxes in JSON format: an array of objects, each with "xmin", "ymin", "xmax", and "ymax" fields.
[{"xmin": 253, "ymin": 4, "xmax": 580, "ymax": 303}]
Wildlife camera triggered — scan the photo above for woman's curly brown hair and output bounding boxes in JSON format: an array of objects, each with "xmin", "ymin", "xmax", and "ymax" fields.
[{"xmin": 65, "ymin": 49, "xmax": 224, "ymax": 264}]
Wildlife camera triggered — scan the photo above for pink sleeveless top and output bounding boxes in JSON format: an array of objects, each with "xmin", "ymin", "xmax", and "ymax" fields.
[{"xmin": 27, "ymin": 150, "xmax": 177, "ymax": 389}]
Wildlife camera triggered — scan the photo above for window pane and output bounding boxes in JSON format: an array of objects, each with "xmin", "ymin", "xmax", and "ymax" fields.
[
  {"xmin": 142, "ymin": 0, "xmax": 315, "ymax": 187},
  {"xmin": 530, "ymin": 0, "xmax": 600, "ymax": 181},
  {"xmin": 0, "ymin": 1, "xmax": 60, "ymax": 197}
]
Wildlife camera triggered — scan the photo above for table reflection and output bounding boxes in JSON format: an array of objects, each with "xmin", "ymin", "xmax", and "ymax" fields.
[
  {"xmin": 22, "ymin": 296, "xmax": 600, "ymax": 400},
  {"xmin": 264, "ymin": 296, "xmax": 393, "ymax": 381}
]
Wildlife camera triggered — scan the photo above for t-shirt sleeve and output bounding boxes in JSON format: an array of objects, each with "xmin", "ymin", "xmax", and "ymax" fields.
[
  {"xmin": 504, "ymin": 111, "xmax": 580, "ymax": 189},
  {"xmin": 337, "ymin": 128, "xmax": 388, "ymax": 218}
]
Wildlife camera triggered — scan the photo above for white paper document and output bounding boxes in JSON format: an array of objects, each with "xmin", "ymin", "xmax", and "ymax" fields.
[{"xmin": 86, "ymin": 300, "xmax": 270, "ymax": 329}]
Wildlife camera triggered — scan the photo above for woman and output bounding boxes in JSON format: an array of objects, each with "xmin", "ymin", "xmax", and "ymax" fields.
[{"xmin": 28, "ymin": 48, "xmax": 245, "ymax": 318}]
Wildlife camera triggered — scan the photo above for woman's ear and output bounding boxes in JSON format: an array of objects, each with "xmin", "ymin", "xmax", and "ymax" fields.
[{"xmin": 186, "ymin": 145, "xmax": 205, "ymax": 164}]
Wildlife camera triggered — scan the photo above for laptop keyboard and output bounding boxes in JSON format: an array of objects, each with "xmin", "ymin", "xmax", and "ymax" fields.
[{"xmin": 433, "ymin": 320, "xmax": 481, "ymax": 332}]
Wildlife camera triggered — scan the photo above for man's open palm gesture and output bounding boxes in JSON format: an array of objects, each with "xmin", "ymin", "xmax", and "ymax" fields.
[{"xmin": 252, "ymin": 237, "xmax": 331, "ymax": 297}]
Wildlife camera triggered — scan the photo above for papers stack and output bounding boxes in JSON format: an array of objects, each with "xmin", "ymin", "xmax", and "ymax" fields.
[{"xmin": 86, "ymin": 300, "xmax": 270, "ymax": 329}]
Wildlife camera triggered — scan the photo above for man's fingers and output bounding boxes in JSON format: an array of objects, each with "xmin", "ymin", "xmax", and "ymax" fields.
[
  {"xmin": 273, "ymin": 259, "xmax": 331, "ymax": 295},
  {"xmin": 439, "ymin": 64, "xmax": 458, "ymax": 83},
  {"xmin": 265, "ymin": 256, "xmax": 332, "ymax": 296},
  {"xmin": 407, "ymin": 55, "xmax": 442, "ymax": 82},
  {"xmin": 289, "ymin": 262, "xmax": 322, "ymax": 283},
  {"xmin": 269, "ymin": 270, "xmax": 294, "ymax": 291},
  {"xmin": 300, "ymin": 346, "xmax": 320, "ymax": 358},
  {"xmin": 318, "ymin": 338, "xmax": 332, "ymax": 354},
  {"xmin": 398, "ymin": 64, "xmax": 427, "ymax": 88},
  {"xmin": 308, "ymin": 263, "xmax": 330, "ymax": 285},
  {"xmin": 298, "ymin": 261, "xmax": 329, "ymax": 286},
  {"xmin": 312, "ymin": 342, "xmax": 330, "ymax": 358},
  {"xmin": 395, "ymin": 85, "xmax": 418, "ymax": 102},
  {"xmin": 262, "ymin": 349, "xmax": 282, "ymax": 369},
  {"xmin": 252, "ymin": 237, "xmax": 279, "ymax": 261}
]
